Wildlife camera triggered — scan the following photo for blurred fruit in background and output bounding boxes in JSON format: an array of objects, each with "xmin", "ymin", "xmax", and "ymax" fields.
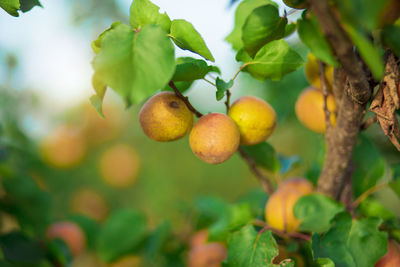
[
  {"xmin": 72, "ymin": 252, "xmax": 106, "ymax": 267},
  {"xmin": 99, "ymin": 143, "xmax": 141, "ymax": 188},
  {"xmin": 70, "ymin": 188, "xmax": 109, "ymax": 222},
  {"xmin": 304, "ymin": 53, "xmax": 334, "ymax": 90},
  {"xmin": 190, "ymin": 229, "xmax": 209, "ymax": 248},
  {"xmin": 0, "ymin": 213, "xmax": 20, "ymax": 234},
  {"xmin": 40, "ymin": 125, "xmax": 87, "ymax": 168},
  {"xmin": 188, "ymin": 242, "xmax": 227, "ymax": 267},
  {"xmin": 46, "ymin": 221, "xmax": 86, "ymax": 256}
]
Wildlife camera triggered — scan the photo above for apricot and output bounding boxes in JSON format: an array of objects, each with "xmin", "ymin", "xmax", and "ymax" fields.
[
  {"xmin": 283, "ymin": 0, "xmax": 307, "ymax": 9},
  {"xmin": 99, "ymin": 144, "xmax": 140, "ymax": 188},
  {"xmin": 40, "ymin": 125, "xmax": 87, "ymax": 168},
  {"xmin": 279, "ymin": 177, "xmax": 313, "ymax": 195},
  {"xmin": 46, "ymin": 221, "xmax": 86, "ymax": 256},
  {"xmin": 189, "ymin": 113, "xmax": 240, "ymax": 164},
  {"xmin": 375, "ymin": 240, "xmax": 400, "ymax": 267},
  {"xmin": 188, "ymin": 243, "xmax": 227, "ymax": 267},
  {"xmin": 295, "ymin": 87, "xmax": 336, "ymax": 133},
  {"xmin": 108, "ymin": 255, "xmax": 142, "ymax": 267},
  {"xmin": 139, "ymin": 92, "xmax": 194, "ymax": 142},
  {"xmin": 70, "ymin": 189, "xmax": 109, "ymax": 222},
  {"xmin": 228, "ymin": 96, "xmax": 276, "ymax": 146},
  {"xmin": 304, "ymin": 53, "xmax": 334, "ymax": 90},
  {"xmin": 190, "ymin": 229, "xmax": 209, "ymax": 248}
]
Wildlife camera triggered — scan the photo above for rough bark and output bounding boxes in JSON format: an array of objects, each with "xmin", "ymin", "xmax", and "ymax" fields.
[{"xmin": 308, "ymin": 0, "xmax": 372, "ymax": 199}]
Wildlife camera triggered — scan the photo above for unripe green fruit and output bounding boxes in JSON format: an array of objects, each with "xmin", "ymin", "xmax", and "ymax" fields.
[
  {"xmin": 228, "ymin": 96, "xmax": 276, "ymax": 146},
  {"xmin": 189, "ymin": 113, "xmax": 240, "ymax": 164},
  {"xmin": 139, "ymin": 92, "xmax": 194, "ymax": 142},
  {"xmin": 283, "ymin": 0, "xmax": 307, "ymax": 9}
]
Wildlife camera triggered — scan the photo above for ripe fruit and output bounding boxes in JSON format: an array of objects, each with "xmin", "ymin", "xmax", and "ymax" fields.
[
  {"xmin": 279, "ymin": 177, "xmax": 313, "ymax": 195},
  {"xmin": 228, "ymin": 96, "xmax": 277, "ymax": 146},
  {"xmin": 99, "ymin": 144, "xmax": 140, "ymax": 188},
  {"xmin": 46, "ymin": 221, "xmax": 86, "ymax": 256},
  {"xmin": 139, "ymin": 92, "xmax": 194, "ymax": 142},
  {"xmin": 375, "ymin": 240, "xmax": 400, "ymax": 267},
  {"xmin": 190, "ymin": 229, "xmax": 209, "ymax": 248},
  {"xmin": 188, "ymin": 243, "xmax": 227, "ymax": 267},
  {"xmin": 265, "ymin": 177, "xmax": 313, "ymax": 233},
  {"xmin": 304, "ymin": 53, "xmax": 334, "ymax": 90},
  {"xmin": 295, "ymin": 87, "xmax": 336, "ymax": 133},
  {"xmin": 283, "ymin": 0, "xmax": 307, "ymax": 9},
  {"xmin": 71, "ymin": 189, "xmax": 109, "ymax": 222},
  {"xmin": 40, "ymin": 125, "xmax": 87, "ymax": 168},
  {"xmin": 189, "ymin": 113, "xmax": 240, "ymax": 164}
]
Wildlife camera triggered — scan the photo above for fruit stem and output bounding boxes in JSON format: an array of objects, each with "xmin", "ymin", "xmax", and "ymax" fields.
[
  {"xmin": 253, "ymin": 219, "xmax": 311, "ymax": 242},
  {"xmin": 360, "ymin": 115, "xmax": 377, "ymax": 131},
  {"xmin": 202, "ymin": 77, "xmax": 216, "ymax": 87},
  {"xmin": 168, "ymin": 81, "xmax": 203, "ymax": 118},
  {"xmin": 237, "ymin": 147, "xmax": 274, "ymax": 194},
  {"xmin": 350, "ymin": 182, "xmax": 389, "ymax": 210},
  {"xmin": 225, "ymin": 89, "xmax": 231, "ymax": 113}
]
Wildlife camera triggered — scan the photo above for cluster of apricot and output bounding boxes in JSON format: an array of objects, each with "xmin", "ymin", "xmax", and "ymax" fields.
[
  {"xmin": 295, "ymin": 53, "xmax": 337, "ymax": 133},
  {"xmin": 139, "ymin": 92, "xmax": 277, "ymax": 164}
]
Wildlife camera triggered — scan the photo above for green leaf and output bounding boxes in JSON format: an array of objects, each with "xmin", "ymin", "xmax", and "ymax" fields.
[
  {"xmin": 294, "ymin": 194, "xmax": 344, "ymax": 233},
  {"xmin": 283, "ymin": 23, "xmax": 296, "ymax": 38},
  {"xmin": 353, "ymin": 135, "xmax": 385, "ymax": 197},
  {"xmin": 312, "ymin": 212, "xmax": 388, "ymax": 267},
  {"xmin": 162, "ymin": 81, "xmax": 193, "ymax": 93},
  {"xmin": 225, "ymin": 225, "xmax": 294, "ymax": 267},
  {"xmin": 208, "ymin": 204, "xmax": 253, "ymax": 241},
  {"xmin": 97, "ymin": 209, "xmax": 147, "ymax": 263},
  {"xmin": 242, "ymin": 5, "xmax": 287, "ymax": 57},
  {"xmin": 90, "ymin": 72, "xmax": 107, "ymax": 117},
  {"xmin": 344, "ymin": 24, "xmax": 384, "ymax": 79},
  {"xmin": 382, "ymin": 25, "xmax": 400, "ymax": 58},
  {"xmin": 172, "ymin": 57, "xmax": 211, "ymax": 82},
  {"xmin": 315, "ymin": 258, "xmax": 335, "ymax": 267},
  {"xmin": 297, "ymin": 14, "xmax": 338, "ymax": 66},
  {"xmin": 68, "ymin": 214, "xmax": 100, "ymax": 250},
  {"xmin": 0, "ymin": 0, "xmax": 20, "ymax": 16},
  {"xmin": 336, "ymin": 0, "xmax": 388, "ymax": 31},
  {"xmin": 0, "ymin": 232, "xmax": 45, "ymax": 263},
  {"xmin": 92, "ymin": 23, "xmax": 175, "ymax": 107},
  {"xmin": 91, "ymin": 21, "xmax": 122, "ymax": 54},
  {"xmin": 19, "ymin": 0, "xmax": 41, "ymax": 12},
  {"xmin": 240, "ymin": 142, "xmax": 279, "ymax": 173},
  {"xmin": 129, "ymin": 0, "xmax": 171, "ymax": 32},
  {"xmin": 239, "ymin": 40, "xmax": 304, "ymax": 81},
  {"xmin": 359, "ymin": 198, "xmax": 396, "ymax": 221},
  {"xmin": 170, "ymin": 19, "xmax": 215, "ymax": 61},
  {"xmin": 226, "ymin": 0, "xmax": 276, "ymax": 51},
  {"xmin": 215, "ymin": 78, "xmax": 233, "ymax": 101},
  {"xmin": 145, "ymin": 221, "xmax": 171, "ymax": 258}
]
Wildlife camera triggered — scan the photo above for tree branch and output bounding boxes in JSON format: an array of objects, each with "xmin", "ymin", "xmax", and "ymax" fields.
[
  {"xmin": 225, "ymin": 89, "xmax": 231, "ymax": 113},
  {"xmin": 318, "ymin": 60, "xmax": 332, "ymax": 130},
  {"xmin": 169, "ymin": 81, "xmax": 203, "ymax": 118},
  {"xmin": 360, "ymin": 115, "xmax": 377, "ymax": 131},
  {"xmin": 308, "ymin": 0, "xmax": 372, "ymax": 199}
]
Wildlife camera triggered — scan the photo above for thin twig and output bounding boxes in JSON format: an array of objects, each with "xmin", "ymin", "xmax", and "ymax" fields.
[
  {"xmin": 360, "ymin": 115, "xmax": 377, "ymax": 131},
  {"xmin": 202, "ymin": 77, "xmax": 216, "ymax": 87},
  {"xmin": 232, "ymin": 63, "xmax": 249, "ymax": 81},
  {"xmin": 253, "ymin": 219, "xmax": 311, "ymax": 242},
  {"xmin": 350, "ymin": 182, "xmax": 389, "ymax": 210},
  {"xmin": 237, "ymin": 147, "xmax": 273, "ymax": 194},
  {"xmin": 319, "ymin": 60, "xmax": 331, "ymax": 130},
  {"xmin": 225, "ymin": 89, "xmax": 231, "ymax": 113},
  {"xmin": 168, "ymin": 81, "xmax": 203, "ymax": 118}
]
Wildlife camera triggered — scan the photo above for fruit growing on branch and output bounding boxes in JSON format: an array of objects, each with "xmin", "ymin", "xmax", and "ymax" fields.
[
  {"xmin": 304, "ymin": 53, "xmax": 334, "ymax": 90},
  {"xmin": 295, "ymin": 87, "xmax": 336, "ymax": 133},
  {"xmin": 189, "ymin": 113, "xmax": 240, "ymax": 164},
  {"xmin": 139, "ymin": 92, "xmax": 194, "ymax": 142},
  {"xmin": 228, "ymin": 96, "xmax": 276, "ymax": 145},
  {"xmin": 375, "ymin": 240, "xmax": 400, "ymax": 267}
]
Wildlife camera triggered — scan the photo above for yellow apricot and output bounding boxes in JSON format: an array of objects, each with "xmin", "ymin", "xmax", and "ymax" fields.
[
  {"xmin": 375, "ymin": 240, "xmax": 400, "ymax": 267},
  {"xmin": 188, "ymin": 243, "xmax": 227, "ymax": 267},
  {"xmin": 228, "ymin": 96, "xmax": 276, "ymax": 146},
  {"xmin": 295, "ymin": 87, "xmax": 336, "ymax": 133},
  {"xmin": 139, "ymin": 92, "xmax": 194, "ymax": 142},
  {"xmin": 279, "ymin": 177, "xmax": 313, "ymax": 195},
  {"xmin": 46, "ymin": 221, "xmax": 86, "ymax": 256},
  {"xmin": 189, "ymin": 113, "xmax": 240, "ymax": 164},
  {"xmin": 70, "ymin": 189, "xmax": 109, "ymax": 222},
  {"xmin": 99, "ymin": 144, "xmax": 140, "ymax": 188},
  {"xmin": 40, "ymin": 125, "xmax": 87, "ymax": 168},
  {"xmin": 304, "ymin": 53, "xmax": 334, "ymax": 90},
  {"xmin": 265, "ymin": 189, "xmax": 305, "ymax": 233}
]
